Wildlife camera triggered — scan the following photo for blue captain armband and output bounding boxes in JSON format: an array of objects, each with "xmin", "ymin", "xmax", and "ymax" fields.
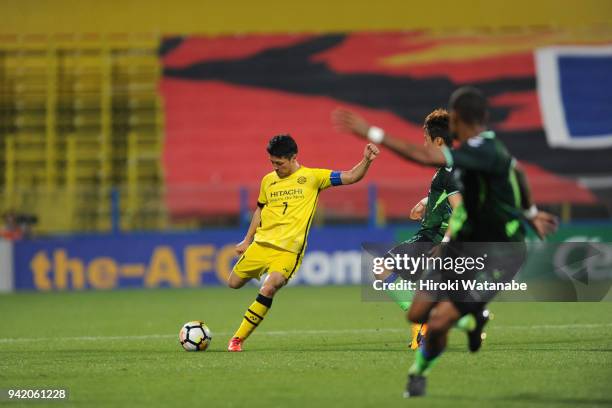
[{"xmin": 330, "ymin": 171, "xmax": 343, "ymax": 186}]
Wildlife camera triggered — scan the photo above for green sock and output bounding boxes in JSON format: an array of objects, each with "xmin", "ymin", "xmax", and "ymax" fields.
[
  {"xmin": 455, "ymin": 314, "xmax": 476, "ymax": 332},
  {"xmin": 409, "ymin": 349, "xmax": 440, "ymax": 376},
  {"xmin": 383, "ymin": 274, "xmax": 414, "ymax": 311}
]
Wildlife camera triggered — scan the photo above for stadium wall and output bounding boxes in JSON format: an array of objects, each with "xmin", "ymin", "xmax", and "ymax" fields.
[
  {"xmin": 7, "ymin": 224, "xmax": 612, "ymax": 292},
  {"xmin": 3, "ymin": 0, "xmax": 611, "ymax": 35}
]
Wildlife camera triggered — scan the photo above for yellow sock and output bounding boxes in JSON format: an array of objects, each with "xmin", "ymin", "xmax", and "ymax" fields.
[
  {"xmin": 410, "ymin": 324, "xmax": 421, "ymax": 350},
  {"xmin": 233, "ymin": 294, "xmax": 272, "ymax": 341},
  {"xmin": 420, "ymin": 323, "xmax": 428, "ymax": 338},
  {"xmin": 410, "ymin": 323, "xmax": 427, "ymax": 350}
]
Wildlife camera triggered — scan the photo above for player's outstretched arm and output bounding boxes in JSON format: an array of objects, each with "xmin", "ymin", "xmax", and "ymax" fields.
[
  {"xmin": 514, "ymin": 162, "xmax": 559, "ymax": 239},
  {"xmin": 235, "ymin": 206, "xmax": 262, "ymax": 255},
  {"xmin": 339, "ymin": 143, "xmax": 379, "ymax": 185},
  {"xmin": 332, "ymin": 108, "xmax": 446, "ymax": 167},
  {"xmin": 409, "ymin": 197, "xmax": 428, "ymax": 220}
]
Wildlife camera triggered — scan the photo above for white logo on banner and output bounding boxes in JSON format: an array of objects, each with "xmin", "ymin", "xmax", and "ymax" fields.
[{"xmin": 535, "ymin": 45, "xmax": 612, "ymax": 149}]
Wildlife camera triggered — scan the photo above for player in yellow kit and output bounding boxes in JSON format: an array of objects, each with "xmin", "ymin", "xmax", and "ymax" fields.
[{"xmin": 227, "ymin": 134, "xmax": 379, "ymax": 351}]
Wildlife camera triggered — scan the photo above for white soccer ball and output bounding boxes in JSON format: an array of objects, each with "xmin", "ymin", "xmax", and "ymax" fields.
[{"xmin": 179, "ymin": 321, "xmax": 212, "ymax": 351}]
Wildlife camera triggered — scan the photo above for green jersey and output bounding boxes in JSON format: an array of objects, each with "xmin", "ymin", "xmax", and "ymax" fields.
[
  {"xmin": 442, "ymin": 131, "xmax": 525, "ymax": 242},
  {"xmin": 412, "ymin": 166, "xmax": 460, "ymax": 243}
]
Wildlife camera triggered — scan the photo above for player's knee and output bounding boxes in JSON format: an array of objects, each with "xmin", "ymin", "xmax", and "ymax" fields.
[
  {"xmin": 261, "ymin": 273, "xmax": 286, "ymax": 296},
  {"xmin": 227, "ymin": 276, "xmax": 246, "ymax": 289},
  {"xmin": 260, "ymin": 284, "xmax": 278, "ymax": 298},
  {"xmin": 261, "ymin": 279, "xmax": 286, "ymax": 297},
  {"xmin": 407, "ymin": 307, "xmax": 428, "ymax": 324},
  {"xmin": 227, "ymin": 280, "xmax": 241, "ymax": 289}
]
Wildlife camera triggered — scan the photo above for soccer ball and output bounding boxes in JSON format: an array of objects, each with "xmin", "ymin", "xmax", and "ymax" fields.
[{"xmin": 179, "ymin": 321, "xmax": 212, "ymax": 351}]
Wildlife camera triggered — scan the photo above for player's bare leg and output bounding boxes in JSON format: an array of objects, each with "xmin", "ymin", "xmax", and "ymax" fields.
[
  {"xmin": 407, "ymin": 291, "xmax": 436, "ymax": 324},
  {"xmin": 423, "ymin": 301, "xmax": 460, "ymax": 352},
  {"xmin": 228, "ymin": 271, "xmax": 287, "ymax": 351},
  {"xmin": 259, "ymin": 271, "xmax": 287, "ymax": 298},
  {"xmin": 227, "ymin": 272, "xmax": 251, "ymax": 289},
  {"xmin": 405, "ymin": 301, "xmax": 460, "ymax": 398}
]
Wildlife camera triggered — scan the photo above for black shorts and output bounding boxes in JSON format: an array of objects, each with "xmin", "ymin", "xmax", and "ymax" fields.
[
  {"xmin": 419, "ymin": 241, "xmax": 527, "ymax": 316},
  {"xmin": 385, "ymin": 237, "xmax": 435, "ymax": 282}
]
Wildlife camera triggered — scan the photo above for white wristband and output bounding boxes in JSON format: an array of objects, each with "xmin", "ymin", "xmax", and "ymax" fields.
[
  {"xmin": 367, "ymin": 126, "xmax": 385, "ymax": 144},
  {"xmin": 442, "ymin": 235, "xmax": 450, "ymax": 243},
  {"xmin": 524, "ymin": 204, "xmax": 538, "ymax": 220}
]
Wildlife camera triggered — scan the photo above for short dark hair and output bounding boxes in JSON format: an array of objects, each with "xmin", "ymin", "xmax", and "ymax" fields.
[
  {"xmin": 267, "ymin": 134, "xmax": 298, "ymax": 158},
  {"xmin": 449, "ymin": 86, "xmax": 488, "ymax": 126},
  {"xmin": 423, "ymin": 108, "xmax": 451, "ymax": 146}
]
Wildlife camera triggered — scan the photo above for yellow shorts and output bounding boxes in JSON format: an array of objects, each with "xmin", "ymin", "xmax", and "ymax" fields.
[{"xmin": 232, "ymin": 241, "xmax": 302, "ymax": 281}]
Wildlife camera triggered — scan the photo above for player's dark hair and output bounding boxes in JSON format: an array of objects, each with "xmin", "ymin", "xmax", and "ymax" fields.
[
  {"xmin": 267, "ymin": 134, "xmax": 298, "ymax": 158},
  {"xmin": 449, "ymin": 86, "xmax": 488, "ymax": 126},
  {"xmin": 423, "ymin": 109, "xmax": 451, "ymax": 146}
]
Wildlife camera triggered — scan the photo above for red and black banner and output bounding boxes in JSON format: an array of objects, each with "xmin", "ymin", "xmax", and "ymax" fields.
[{"xmin": 160, "ymin": 32, "xmax": 610, "ymax": 217}]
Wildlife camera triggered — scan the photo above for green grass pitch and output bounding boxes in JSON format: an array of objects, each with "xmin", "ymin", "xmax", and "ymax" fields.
[{"xmin": 1, "ymin": 286, "xmax": 611, "ymax": 407}]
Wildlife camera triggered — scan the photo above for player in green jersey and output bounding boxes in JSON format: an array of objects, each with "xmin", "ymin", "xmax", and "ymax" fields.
[
  {"xmin": 334, "ymin": 108, "xmax": 463, "ymax": 349},
  {"xmin": 340, "ymin": 87, "xmax": 558, "ymax": 397}
]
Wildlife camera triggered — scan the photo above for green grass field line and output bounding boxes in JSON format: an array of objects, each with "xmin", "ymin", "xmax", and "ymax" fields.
[
  {"xmin": 1, "ymin": 286, "xmax": 611, "ymax": 407},
  {"xmin": 1, "ymin": 323, "xmax": 612, "ymax": 344}
]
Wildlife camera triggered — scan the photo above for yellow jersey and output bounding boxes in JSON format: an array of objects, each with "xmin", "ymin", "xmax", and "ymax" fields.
[{"xmin": 253, "ymin": 166, "xmax": 342, "ymax": 254}]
